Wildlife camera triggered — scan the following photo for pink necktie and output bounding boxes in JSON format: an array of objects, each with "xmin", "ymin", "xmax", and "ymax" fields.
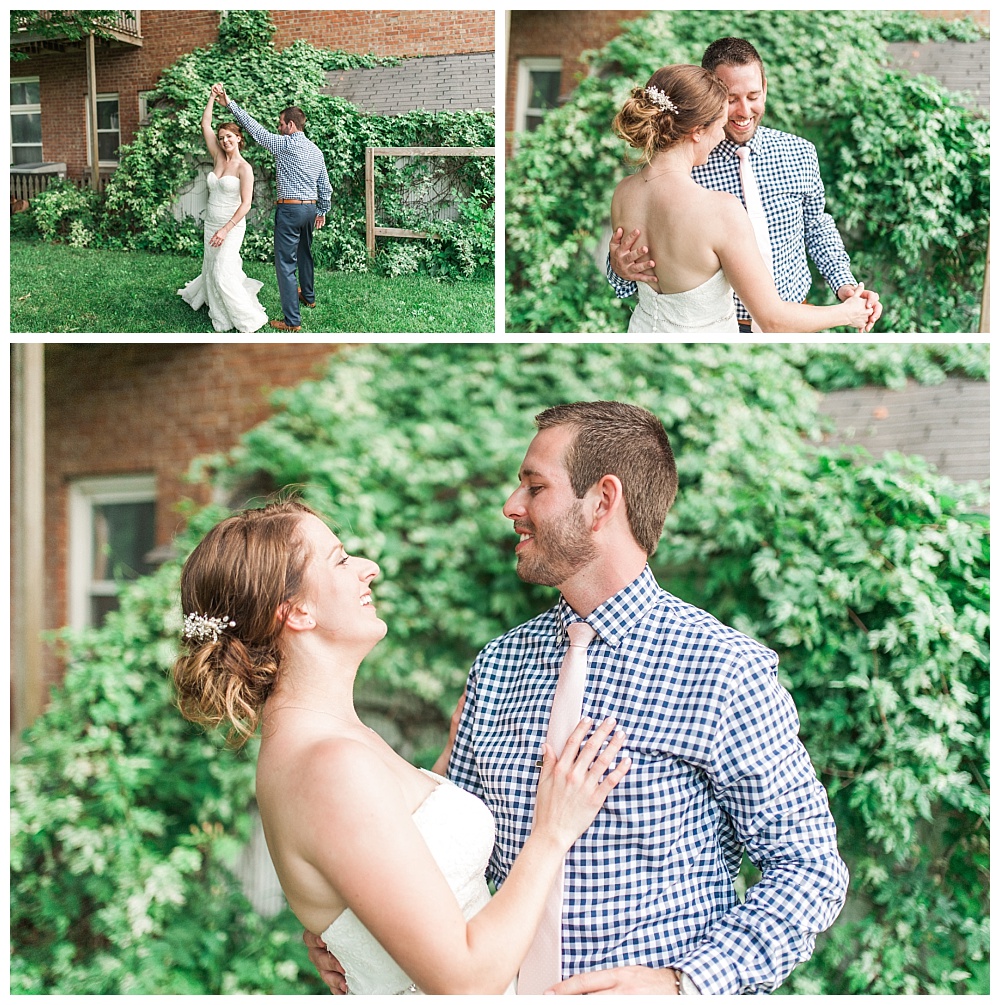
[
  {"xmin": 518, "ymin": 620, "xmax": 596, "ymax": 995},
  {"xmin": 736, "ymin": 145, "xmax": 773, "ymax": 333}
]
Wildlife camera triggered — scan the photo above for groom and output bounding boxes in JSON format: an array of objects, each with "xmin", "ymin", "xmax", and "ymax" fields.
[
  {"xmin": 307, "ymin": 401, "xmax": 849, "ymax": 995},
  {"xmin": 608, "ymin": 37, "xmax": 883, "ymax": 333},
  {"xmin": 213, "ymin": 83, "xmax": 331, "ymax": 332}
]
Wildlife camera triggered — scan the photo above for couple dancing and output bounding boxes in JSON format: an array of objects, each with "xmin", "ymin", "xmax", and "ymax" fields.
[
  {"xmin": 610, "ymin": 38, "xmax": 883, "ymax": 333},
  {"xmin": 174, "ymin": 402, "xmax": 849, "ymax": 995},
  {"xmin": 177, "ymin": 84, "xmax": 331, "ymax": 333}
]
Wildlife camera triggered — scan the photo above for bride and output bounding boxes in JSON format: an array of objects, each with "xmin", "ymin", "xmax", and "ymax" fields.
[
  {"xmin": 172, "ymin": 499, "xmax": 630, "ymax": 995},
  {"xmin": 177, "ymin": 87, "xmax": 267, "ymax": 333},
  {"xmin": 611, "ymin": 65, "xmax": 870, "ymax": 334}
]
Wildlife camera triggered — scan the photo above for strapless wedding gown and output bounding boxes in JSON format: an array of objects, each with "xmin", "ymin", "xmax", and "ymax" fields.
[
  {"xmin": 320, "ymin": 770, "xmax": 516, "ymax": 995},
  {"xmin": 177, "ymin": 172, "xmax": 267, "ymax": 333},
  {"xmin": 627, "ymin": 269, "xmax": 738, "ymax": 333}
]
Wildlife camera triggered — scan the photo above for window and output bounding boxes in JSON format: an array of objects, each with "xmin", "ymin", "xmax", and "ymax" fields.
[
  {"xmin": 85, "ymin": 93, "xmax": 121, "ymax": 165},
  {"xmin": 138, "ymin": 90, "xmax": 155, "ymax": 125},
  {"xmin": 68, "ymin": 475, "xmax": 156, "ymax": 630},
  {"xmin": 10, "ymin": 77, "xmax": 42, "ymax": 165},
  {"xmin": 515, "ymin": 58, "xmax": 563, "ymax": 134}
]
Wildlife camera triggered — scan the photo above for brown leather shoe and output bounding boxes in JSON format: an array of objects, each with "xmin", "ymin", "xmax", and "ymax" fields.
[
  {"xmin": 297, "ymin": 287, "xmax": 316, "ymax": 308},
  {"xmin": 269, "ymin": 318, "xmax": 302, "ymax": 332}
]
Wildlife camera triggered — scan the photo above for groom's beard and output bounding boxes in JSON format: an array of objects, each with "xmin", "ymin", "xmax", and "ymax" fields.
[{"xmin": 514, "ymin": 501, "xmax": 597, "ymax": 587}]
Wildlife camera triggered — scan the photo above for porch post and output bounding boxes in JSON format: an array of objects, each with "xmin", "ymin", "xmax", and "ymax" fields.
[
  {"xmin": 87, "ymin": 32, "xmax": 100, "ymax": 190},
  {"xmin": 11, "ymin": 344, "xmax": 46, "ymax": 740}
]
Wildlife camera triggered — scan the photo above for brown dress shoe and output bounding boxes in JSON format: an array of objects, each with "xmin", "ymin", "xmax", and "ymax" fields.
[
  {"xmin": 269, "ymin": 318, "xmax": 302, "ymax": 332},
  {"xmin": 297, "ymin": 287, "xmax": 316, "ymax": 308}
]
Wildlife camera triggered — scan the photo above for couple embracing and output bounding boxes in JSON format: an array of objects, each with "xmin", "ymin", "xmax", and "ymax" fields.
[
  {"xmin": 174, "ymin": 401, "xmax": 849, "ymax": 995},
  {"xmin": 609, "ymin": 37, "xmax": 883, "ymax": 334},
  {"xmin": 177, "ymin": 84, "xmax": 330, "ymax": 333}
]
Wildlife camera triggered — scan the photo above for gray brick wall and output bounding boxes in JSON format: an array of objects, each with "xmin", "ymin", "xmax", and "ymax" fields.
[
  {"xmin": 323, "ymin": 53, "xmax": 495, "ymax": 115},
  {"xmin": 885, "ymin": 39, "xmax": 989, "ymax": 110},
  {"xmin": 819, "ymin": 377, "xmax": 989, "ymax": 490}
]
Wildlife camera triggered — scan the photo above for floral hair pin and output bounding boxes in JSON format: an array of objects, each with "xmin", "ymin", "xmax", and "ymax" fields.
[
  {"xmin": 183, "ymin": 612, "xmax": 237, "ymax": 644},
  {"xmin": 645, "ymin": 86, "xmax": 679, "ymax": 114}
]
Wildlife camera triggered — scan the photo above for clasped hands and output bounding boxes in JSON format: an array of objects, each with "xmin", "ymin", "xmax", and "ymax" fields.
[
  {"xmin": 211, "ymin": 82, "xmax": 230, "ymax": 107},
  {"xmin": 302, "ymin": 931, "xmax": 683, "ymax": 995}
]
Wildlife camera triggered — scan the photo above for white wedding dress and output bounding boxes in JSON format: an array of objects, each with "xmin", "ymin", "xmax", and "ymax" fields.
[
  {"xmin": 177, "ymin": 172, "xmax": 267, "ymax": 333},
  {"xmin": 627, "ymin": 269, "xmax": 739, "ymax": 333},
  {"xmin": 320, "ymin": 770, "xmax": 516, "ymax": 995}
]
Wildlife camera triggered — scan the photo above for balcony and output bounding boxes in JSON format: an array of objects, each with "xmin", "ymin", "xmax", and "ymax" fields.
[{"xmin": 10, "ymin": 11, "xmax": 143, "ymax": 55}]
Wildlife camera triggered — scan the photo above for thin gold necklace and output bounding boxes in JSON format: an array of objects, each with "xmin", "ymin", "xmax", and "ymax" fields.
[
  {"xmin": 270, "ymin": 704, "xmax": 369, "ymax": 729},
  {"xmin": 641, "ymin": 164, "xmax": 686, "ymax": 183}
]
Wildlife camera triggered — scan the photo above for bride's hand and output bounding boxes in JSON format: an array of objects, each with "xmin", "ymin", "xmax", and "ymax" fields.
[
  {"xmin": 533, "ymin": 717, "xmax": 631, "ymax": 850},
  {"xmin": 209, "ymin": 227, "xmax": 229, "ymax": 247}
]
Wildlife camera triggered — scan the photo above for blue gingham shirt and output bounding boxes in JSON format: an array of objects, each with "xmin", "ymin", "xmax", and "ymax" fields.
[
  {"xmin": 448, "ymin": 566, "xmax": 848, "ymax": 995},
  {"xmin": 226, "ymin": 100, "xmax": 332, "ymax": 215},
  {"xmin": 608, "ymin": 126, "xmax": 856, "ymax": 323}
]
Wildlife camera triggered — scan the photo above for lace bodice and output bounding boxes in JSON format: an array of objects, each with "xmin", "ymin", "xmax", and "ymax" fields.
[
  {"xmin": 207, "ymin": 170, "xmax": 242, "ymax": 210},
  {"xmin": 320, "ymin": 770, "xmax": 511, "ymax": 995},
  {"xmin": 628, "ymin": 269, "xmax": 739, "ymax": 333}
]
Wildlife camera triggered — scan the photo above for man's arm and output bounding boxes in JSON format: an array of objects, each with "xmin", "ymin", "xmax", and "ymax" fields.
[
  {"xmin": 669, "ymin": 655, "xmax": 849, "ymax": 995},
  {"xmin": 605, "ymin": 227, "xmax": 658, "ymax": 299},
  {"xmin": 316, "ymin": 160, "xmax": 332, "ymax": 219},
  {"xmin": 801, "ymin": 143, "xmax": 881, "ymax": 330},
  {"xmin": 220, "ymin": 95, "xmax": 286, "ymax": 158}
]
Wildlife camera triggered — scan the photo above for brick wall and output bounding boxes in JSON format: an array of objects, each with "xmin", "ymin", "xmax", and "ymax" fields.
[
  {"xmin": 11, "ymin": 9, "xmax": 494, "ymax": 182},
  {"xmin": 41, "ymin": 343, "xmax": 339, "ymax": 693},
  {"xmin": 270, "ymin": 9, "xmax": 493, "ymax": 57}
]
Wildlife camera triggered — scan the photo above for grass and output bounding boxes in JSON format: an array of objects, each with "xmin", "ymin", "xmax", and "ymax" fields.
[{"xmin": 9, "ymin": 237, "xmax": 496, "ymax": 335}]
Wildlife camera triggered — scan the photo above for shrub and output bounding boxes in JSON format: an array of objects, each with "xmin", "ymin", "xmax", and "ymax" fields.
[{"xmin": 30, "ymin": 178, "xmax": 102, "ymax": 241}]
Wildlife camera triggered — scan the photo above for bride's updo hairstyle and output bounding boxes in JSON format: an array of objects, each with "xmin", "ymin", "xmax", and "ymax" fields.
[
  {"xmin": 172, "ymin": 498, "xmax": 316, "ymax": 746},
  {"xmin": 613, "ymin": 64, "xmax": 729, "ymax": 165},
  {"xmin": 217, "ymin": 122, "xmax": 245, "ymax": 149}
]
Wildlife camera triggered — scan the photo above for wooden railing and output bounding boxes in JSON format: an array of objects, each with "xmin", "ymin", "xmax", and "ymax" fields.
[
  {"xmin": 11, "ymin": 10, "xmax": 141, "ymax": 42},
  {"xmin": 10, "ymin": 166, "xmax": 115, "ymax": 202}
]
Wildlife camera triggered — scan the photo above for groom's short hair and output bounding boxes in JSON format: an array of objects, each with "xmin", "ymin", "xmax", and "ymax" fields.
[
  {"xmin": 534, "ymin": 401, "xmax": 677, "ymax": 556},
  {"xmin": 280, "ymin": 106, "xmax": 306, "ymax": 130},
  {"xmin": 702, "ymin": 37, "xmax": 766, "ymax": 82}
]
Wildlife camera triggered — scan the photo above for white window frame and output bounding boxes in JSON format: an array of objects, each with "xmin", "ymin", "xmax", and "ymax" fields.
[
  {"xmin": 10, "ymin": 75, "xmax": 43, "ymax": 165},
  {"xmin": 68, "ymin": 474, "xmax": 156, "ymax": 631},
  {"xmin": 84, "ymin": 92, "xmax": 121, "ymax": 167},
  {"xmin": 138, "ymin": 89, "xmax": 155, "ymax": 125},
  {"xmin": 514, "ymin": 58, "xmax": 563, "ymax": 135}
]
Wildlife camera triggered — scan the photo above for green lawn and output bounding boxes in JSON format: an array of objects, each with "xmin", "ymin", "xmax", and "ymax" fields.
[{"xmin": 9, "ymin": 238, "xmax": 496, "ymax": 334}]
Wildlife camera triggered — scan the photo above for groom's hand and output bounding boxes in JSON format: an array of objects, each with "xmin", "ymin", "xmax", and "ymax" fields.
[
  {"xmin": 212, "ymin": 82, "xmax": 230, "ymax": 107},
  {"xmin": 303, "ymin": 930, "xmax": 348, "ymax": 994},
  {"xmin": 547, "ymin": 964, "xmax": 681, "ymax": 995},
  {"xmin": 610, "ymin": 227, "xmax": 657, "ymax": 287},
  {"xmin": 838, "ymin": 282, "xmax": 881, "ymax": 333}
]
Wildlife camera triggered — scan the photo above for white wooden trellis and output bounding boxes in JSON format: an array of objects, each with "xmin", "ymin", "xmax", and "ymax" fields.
[{"xmin": 364, "ymin": 145, "xmax": 494, "ymax": 256}]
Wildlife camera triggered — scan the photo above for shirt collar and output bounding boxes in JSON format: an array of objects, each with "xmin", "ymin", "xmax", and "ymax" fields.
[
  {"xmin": 714, "ymin": 126, "xmax": 767, "ymax": 161},
  {"xmin": 556, "ymin": 565, "xmax": 661, "ymax": 649}
]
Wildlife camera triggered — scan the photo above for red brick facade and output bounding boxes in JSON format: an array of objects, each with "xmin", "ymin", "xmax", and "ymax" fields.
[
  {"xmin": 40, "ymin": 343, "xmax": 340, "ymax": 693},
  {"xmin": 11, "ymin": 9, "xmax": 494, "ymax": 182}
]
